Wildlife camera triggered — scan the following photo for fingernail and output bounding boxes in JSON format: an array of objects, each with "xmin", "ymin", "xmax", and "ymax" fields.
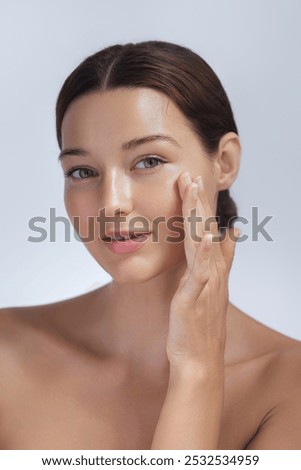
[{"xmin": 183, "ymin": 171, "xmax": 191, "ymax": 185}]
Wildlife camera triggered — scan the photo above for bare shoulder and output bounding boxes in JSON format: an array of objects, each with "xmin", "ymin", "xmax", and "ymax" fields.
[
  {"xmin": 238, "ymin": 303, "xmax": 301, "ymax": 383},
  {"xmin": 267, "ymin": 342, "xmax": 301, "ymax": 393},
  {"xmin": 0, "ymin": 285, "xmax": 105, "ymax": 331},
  {"xmin": 0, "ymin": 285, "xmax": 109, "ymax": 372},
  {"xmin": 228, "ymin": 302, "xmax": 301, "ymax": 361},
  {"xmin": 230, "ymin": 305, "xmax": 301, "ymax": 449},
  {"xmin": 0, "ymin": 287, "xmax": 104, "ymax": 362},
  {"xmin": 0, "ymin": 290, "xmax": 100, "ymax": 391},
  {"xmin": 244, "ymin": 345, "xmax": 301, "ymax": 449}
]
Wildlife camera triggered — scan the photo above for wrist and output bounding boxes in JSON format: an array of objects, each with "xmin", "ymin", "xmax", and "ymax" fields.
[{"xmin": 169, "ymin": 360, "xmax": 224, "ymax": 388}]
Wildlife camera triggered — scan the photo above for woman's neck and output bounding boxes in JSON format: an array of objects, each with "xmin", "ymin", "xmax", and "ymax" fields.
[
  {"xmin": 92, "ymin": 260, "xmax": 188, "ymax": 375},
  {"xmin": 76, "ymin": 260, "xmax": 237, "ymax": 378}
]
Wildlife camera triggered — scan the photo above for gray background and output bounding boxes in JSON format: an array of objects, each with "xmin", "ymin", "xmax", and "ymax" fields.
[{"xmin": 0, "ymin": 0, "xmax": 300, "ymax": 339}]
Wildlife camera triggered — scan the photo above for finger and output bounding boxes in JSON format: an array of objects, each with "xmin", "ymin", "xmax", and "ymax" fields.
[
  {"xmin": 191, "ymin": 177, "xmax": 206, "ymax": 242},
  {"xmin": 178, "ymin": 232, "xmax": 213, "ymax": 304},
  {"xmin": 182, "ymin": 180, "xmax": 203, "ymax": 270},
  {"xmin": 177, "ymin": 171, "xmax": 191, "ymax": 200},
  {"xmin": 194, "ymin": 175, "xmax": 222, "ymax": 268},
  {"xmin": 178, "ymin": 171, "xmax": 205, "ymax": 272},
  {"xmin": 194, "ymin": 176, "xmax": 219, "ymax": 239},
  {"xmin": 219, "ymin": 227, "xmax": 240, "ymax": 277},
  {"xmin": 190, "ymin": 175, "xmax": 216, "ymax": 274},
  {"xmin": 178, "ymin": 172, "xmax": 205, "ymax": 242}
]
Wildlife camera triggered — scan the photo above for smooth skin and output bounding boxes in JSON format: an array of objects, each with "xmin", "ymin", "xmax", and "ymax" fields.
[{"xmin": 0, "ymin": 88, "xmax": 301, "ymax": 450}]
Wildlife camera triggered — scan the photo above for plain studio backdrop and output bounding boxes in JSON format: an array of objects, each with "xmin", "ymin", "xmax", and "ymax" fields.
[{"xmin": 0, "ymin": 0, "xmax": 300, "ymax": 340}]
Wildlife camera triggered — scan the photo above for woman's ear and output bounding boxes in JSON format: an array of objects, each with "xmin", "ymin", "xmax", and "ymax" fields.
[{"xmin": 213, "ymin": 132, "xmax": 241, "ymax": 191}]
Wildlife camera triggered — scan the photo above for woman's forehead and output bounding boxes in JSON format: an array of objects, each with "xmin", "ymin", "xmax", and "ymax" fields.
[{"xmin": 61, "ymin": 88, "xmax": 194, "ymax": 148}]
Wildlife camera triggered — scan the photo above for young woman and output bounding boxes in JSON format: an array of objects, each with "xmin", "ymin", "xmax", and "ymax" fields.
[{"xmin": 1, "ymin": 40, "xmax": 301, "ymax": 450}]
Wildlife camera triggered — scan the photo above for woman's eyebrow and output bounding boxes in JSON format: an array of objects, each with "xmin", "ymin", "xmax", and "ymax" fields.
[
  {"xmin": 121, "ymin": 134, "xmax": 182, "ymax": 151},
  {"xmin": 58, "ymin": 147, "xmax": 89, "ymax": 161},
  {"xmin": 58, "ymin": 134, "xmax": 181, "ymax": 161}
]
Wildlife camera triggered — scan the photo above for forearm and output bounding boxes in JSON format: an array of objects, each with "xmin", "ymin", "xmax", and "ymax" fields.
[{"xmin": 150, "ymin": 365, "xmax": 224, "ymax": 450}]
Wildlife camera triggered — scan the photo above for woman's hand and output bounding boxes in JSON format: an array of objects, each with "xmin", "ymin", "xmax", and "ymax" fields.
[
  {"xmin": 150, "ymin": 171, "xmax": 239, "ymax": 449},
  {"xmin": 166, "ymin": 171, "xmax": 239, "ymax": 376}
]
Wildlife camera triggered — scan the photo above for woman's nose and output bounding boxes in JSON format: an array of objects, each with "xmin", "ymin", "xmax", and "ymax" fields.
[{"xmin": 100, "ymin": 171, "xmax": 133, "ymax": 217}]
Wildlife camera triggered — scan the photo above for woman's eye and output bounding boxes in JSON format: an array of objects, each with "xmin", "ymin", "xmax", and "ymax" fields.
[
  {"xmin": 134, "ymin": 156, "xmax": 165, "ymax": 170},
  {"xmin": 64, "ymin": 168, "xmax": 96, "ymax": 179},
  {"xmin": 64, "ymin": 156, "xmax": 165, "ymax": 180}
]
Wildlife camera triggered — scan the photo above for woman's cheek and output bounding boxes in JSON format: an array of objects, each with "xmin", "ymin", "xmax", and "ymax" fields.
[{"xmin": 64, "ymin": 191, "xmax": 98, "ymax": 240}]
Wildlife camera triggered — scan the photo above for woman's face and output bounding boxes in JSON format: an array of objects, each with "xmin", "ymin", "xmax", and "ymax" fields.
[{"xmin": 60, "ymin": 87, "xmax": 219, "ymax": 283}]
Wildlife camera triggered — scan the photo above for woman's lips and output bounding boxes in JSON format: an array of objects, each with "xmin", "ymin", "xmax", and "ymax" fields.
[{"xmin": 103, "ymin": 233, "xmax": 151, "ymax": 254}]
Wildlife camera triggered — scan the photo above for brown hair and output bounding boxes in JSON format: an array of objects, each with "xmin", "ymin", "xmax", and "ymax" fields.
[{"xmin": 56, "ymin": 40, "xmax": 239, "ymax": 234}]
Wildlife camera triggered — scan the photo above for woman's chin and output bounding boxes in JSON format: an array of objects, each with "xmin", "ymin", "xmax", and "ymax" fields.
[
  {"xmin": 102, "ymin": 257, "xmax": 186, "ymax": 285},
  {"xmin": 108, "ymin": 267, "xmax": 161, "ymax": 285},
  {"xmin": 92, "ymin": 243, "xmax": 186, "ymax": 284}
]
